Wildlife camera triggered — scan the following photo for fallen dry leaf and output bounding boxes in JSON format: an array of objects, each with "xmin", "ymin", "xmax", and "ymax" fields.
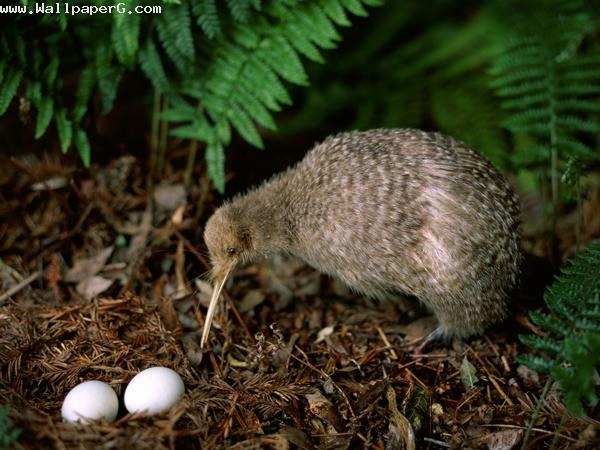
[
  {"xmin": 174, "ymin": 240, "xmax": 190, "ymax": 300},
  {"xmin": 461, "ymin": 356, "xmax": 479, "ymax": 391},
  {"xmin": 65, "ymin": 246, "xmax": 114, "ymax": 283},
  {"xmin": 397, "ymin": 315, "xmax": 438, "ymax": 342},
  {"xmin": 479, "ymin": 428, "xmax": 523, "ymax": 450},
  {"xmin": 30, "ymin": 175, "xmax": 68, "ymax": 191},
  {"xmin": 305, "ymin": 390, "xmax": 344, "ymax": 432},
  {"xmin": 239, "ymin": 289, "xmax": 266, "ymax": 313},
  {"xmin": 76, "ymin": 275, "xmax": 114, "ymax": 299},
  {"xmin": 314, "ymin": 325, "xmax": 334, "ymax": 344},
  {"xmin": 153, "ymin": 183, "xmax": 186, "ymax": 212},
  {"xmin": 275, "ymin": 426, "xmax": 314, "ymax": 450},
  {"xmin": 386, "ymin": 384, "xmax": 416, "ymax": 450}
]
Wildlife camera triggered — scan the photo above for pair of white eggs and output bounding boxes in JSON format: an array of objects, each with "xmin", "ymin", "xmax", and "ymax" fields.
[{"xmin": 61, "ymin": 367, "xmax": 184, "ymax": 423}]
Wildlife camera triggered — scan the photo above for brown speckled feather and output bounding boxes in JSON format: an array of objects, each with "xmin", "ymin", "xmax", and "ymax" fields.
[{"xmin": 204, "ymin": 129, "xmax": 522, "ymax": 339}]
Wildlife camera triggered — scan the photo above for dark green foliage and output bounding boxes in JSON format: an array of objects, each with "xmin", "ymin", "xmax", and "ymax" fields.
[
  {"xmin": 158, "ymin": 0, "xmax": 383, "ymax": 190},
  {"xmin": 0, "ymin": 0, "xmax": 380, "ymax": 190},
  {"xmin": 489, "ymin": 0, "xmax": 600, "ymax": 192},
  {"xmin": 0, "ymin": 69, "xmax": 23, "ymax": 115},
  {"xmin": 519, "ymin": 241, "xmax": 600, "ymax": 416},
  {"xmin": 0, "ymin": 405, "xmax": 21, "ymax": 450},
  {"xmin": 278, "ymin": 2, "xmax": 513, "ymax": 169},
  {"xmin": 112, "ymin": 12, "xmax": 141, "ymax": 69},
  {"xmin": 280, "ymin": 0, "xmax": 599, "ymax": 182}
]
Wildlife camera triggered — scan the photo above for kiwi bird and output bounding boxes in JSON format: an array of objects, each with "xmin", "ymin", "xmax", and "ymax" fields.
[{"xmin": 201, "ymin": 129, "xmax": 521, "ymax": 349}]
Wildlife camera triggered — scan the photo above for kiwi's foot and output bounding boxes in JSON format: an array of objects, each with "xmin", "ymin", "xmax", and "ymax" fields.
[{"xmin": 413, "ymin": 327, "xmax": 453, "ymax": 354}]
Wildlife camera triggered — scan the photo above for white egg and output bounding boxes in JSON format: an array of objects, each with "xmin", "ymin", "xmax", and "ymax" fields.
[
  {"xmin": 61, "ymin": 380, "xmax": 119, "ymax": 423},
  {"xmin": 124, "ymin": 367, "xmax": 185, "ymax": 415}
]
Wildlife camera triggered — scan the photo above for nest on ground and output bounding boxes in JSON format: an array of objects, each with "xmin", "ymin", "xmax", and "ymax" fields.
[{"xmin": 0, "ymin": 294, "xmax": 316, "ymax": 449}]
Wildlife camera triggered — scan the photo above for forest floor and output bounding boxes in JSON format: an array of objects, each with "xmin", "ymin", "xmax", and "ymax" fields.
[{"xmin": 1, "ymin": 148, "xmax": 599, "ymax": 450}]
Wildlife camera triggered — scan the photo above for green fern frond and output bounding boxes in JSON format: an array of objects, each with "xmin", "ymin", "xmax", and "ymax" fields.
[
  {"xmin": 557, "ymin": 116, "xmax": 600, "ymax": 133},
  {"xmin": 13, "ymin": 33, "xmax": 27, "ymax": 67},
  {"xmin": 25, "ymin": 81, "xmax": 42, "ymax": 108},
  {"xmin": 170, "ymin": 115, "xmax": 213, "ymax": 141},
  {"xmin": 519, "ymin": 240, "xmax": 600, "ymax": 416},
  {"xmin": 551, "ymin": 334, "xmax": 600, "ymax": 416},
  {"xmin": 74, "ymin": 127, "xmax": 91, "ymax": 167},
  {"xmin": 320, "ymin": 0, "xmax": 351, "ymax": 26},
  {"xmin": 43, "ymin": 56, "xmax": 59, "ymax": 88},
  {"xmin": 0, "ymin": 68, "xmax": 23, "ymax": 115},
  {"xmin": 206, "ymin": 141, "xmax": 225, "ymax": 193},
  {"xmin": 517, "ymin": 354, "xmax": 554, "ymax": 373},
  {"xmin": 339, "ymin": 0, "xmax": 369, "ymax": 17},
  {"xmin": 193, "ymin": 0, "xmax": 222, "ymax": 39},
  {"xmin": 519, "ymin": 333, "xmax": 562, "ymax": 355},
  {"xmin": 112, "ymin": 12, "xmax": 140, "ymax": 69},
  {"xmin": 93, "ymin": 41, "xmax": 124, "ymax": 115},
  {"xmin": 182, "ymin": 0, "xmax": 379, "ymax": 190},
  {"xmin": 259, "ymin": 35, "xmax": 309, "ymax": 85},
  {"xmin": 160, "ymin": 103, "xmax": 198, "ymax": 122},
  {"xmin": 282, "ymin": 22, "xmax": 325, "ymax": 63},
  {"xmin": 234, "ymin": 88, "xmax": 277, "ymax": 130},
  {"xmin": 98, "ymin": 67, "xmax": 124, "ymax": 115},
  {"xmin": 244, "ymin": 60, "xmax": 292, "ymax": 107},
  {"xmin": 227, "ymin": 102, "xmax": 264, "ymax": 148},
  {"xmin": 215, "ymin": 117, "xmax": 231, "ymax": 144},
  {"xmin": 0, "ymin": 0, "xmax": 379, "ymax": 193},
  {"xmin": 138, "ymin": 39, "xmax": 171, "ymax": 92},
  {"xmin": 156, "ymin": 1, "xmax": 195, "ymax": 70},
  {"xmin": 556, "ymin": 98, "xmax": 600, "ymax": 113},
  {"xmin": 490, "ymin": 0, "xmax": 599, "ymax": 183},
  {"xmin": 73, "ymin": 65, "xmax": 96, "ymax": 122},
  {"xmin": 225, "ymin": 0, "xmax": 253, "ymax": 22},
  {"xmin": 34, "ymin": 96, "xmax": 53, "ymax": 139},
  {"xmin": 55, "ymin": 108, "xmax": 73, "ymax": 153},
  {"xmin": 300, "ymin": 3, "xmax": 341, "ymax": 49}
]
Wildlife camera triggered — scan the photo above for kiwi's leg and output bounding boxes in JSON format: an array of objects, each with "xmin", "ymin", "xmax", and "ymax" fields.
[{"xmin": 412, "ymin": 326, "xmax": 452, "ymax": 353}]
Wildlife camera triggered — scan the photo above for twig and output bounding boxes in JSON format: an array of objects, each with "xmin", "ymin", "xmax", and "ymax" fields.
[
  {"xmin": 40, "ymin": 202, "xmax": 94, "ymax": 250},
  {"xmin": 174, "ymin": 229, "xmax": 211, "ymax": 269},
  {"xmin": 549, "ymin": 410, "xmax": 568, "ymax": 450},
  {"xmin": 0, "ymin": 271, "xmax": 41, "ymax": 305},
  {"xmin": 481, "ymin": 422, "xmax": 577, "ymax": 443},
  {"xmin": 376, "ymin": 325, "xmax": 398, "ymax": 359},
  {"xmin": 149, "ymin": 89, "xmax": 161, "ymax": 187},
  {"xmin": 489, "ymin": 374, "xmax": 514, "ymax": 406},
  {"xmin": 467, "ymin": 344, "xmax": 500, "ymax": 377},
  {"xmin": 0, "ymin": 260, "xmax": 24, "ymax": 282},
  {"xmin": 467, "ymin": 345, "xmax": 512, "ymax": 404},
  {"xmin": 184, "ymin": 139, "xmax": 199, "ymax": 188},
  {"xmin": 291, "ymin": 345, "xmax": 356, "ymax": 418},
  {"xmin": 404, "ymin": 368, "xmax": 428, "ymax": 391},
  {"xmin": 222, "ymin": 290, "xmax": 254, "ymax": 344},
  {"xmin": 423, "ymin": 436, "xmax": 451, "ymax": 448},
  {"xmin": 157, "ymin": 95, "xmax": 169, "ymax": 177},
  {"xmin": 521, "ymin": 378, "xmax": 552, "ymax": 450}
]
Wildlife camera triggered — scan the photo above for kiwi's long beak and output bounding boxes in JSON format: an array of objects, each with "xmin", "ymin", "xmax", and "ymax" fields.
[{"xmin": 200, "ymin": 266, "xmax": 232, "ymax": 350}]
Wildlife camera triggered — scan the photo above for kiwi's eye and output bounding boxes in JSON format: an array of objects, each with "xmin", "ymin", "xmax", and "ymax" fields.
[{"xmin": 226, "ymin": 247, "xmax": 237, "ymax": 256}]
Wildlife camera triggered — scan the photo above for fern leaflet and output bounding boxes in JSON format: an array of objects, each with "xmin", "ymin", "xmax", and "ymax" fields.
[{"xmin": 519, "ymin": 240, "xmax": 600, "ymax": 416}]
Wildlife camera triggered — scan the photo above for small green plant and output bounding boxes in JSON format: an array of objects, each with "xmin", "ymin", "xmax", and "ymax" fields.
[
  {"xmin": 0, "ymin": 0, "xmax": 381, "ymax": 191},
  {"xmin": 519, "ymin": 240, "xmax": 600, "ymax": 416},
  {"xmin": 0, "ymin": 405, "xmax": 21, "ymax": 450}
]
